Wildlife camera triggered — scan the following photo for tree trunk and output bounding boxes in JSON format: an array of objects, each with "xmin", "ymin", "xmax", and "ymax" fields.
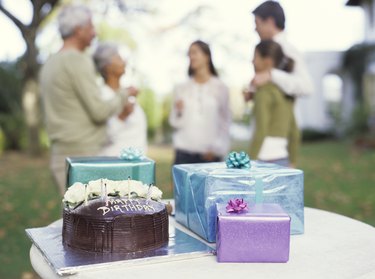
[
  {"xmin": 22, "ymin": 29, "xmax": 42, "ymax": 156},
  {"xmin": 22, "ymin": 78, "xmax": 41, "ymax": 156}
]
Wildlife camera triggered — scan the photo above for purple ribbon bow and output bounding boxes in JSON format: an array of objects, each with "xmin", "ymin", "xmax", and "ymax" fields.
[{"xmin": 226, "ymin": 198, "xmax": 248, "ymax": 213}]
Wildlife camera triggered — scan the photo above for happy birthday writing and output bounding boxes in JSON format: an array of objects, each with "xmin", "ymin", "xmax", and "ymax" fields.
[{"xmin": 97, "ymin": 199, "xmax": 155, "ymax": 216}]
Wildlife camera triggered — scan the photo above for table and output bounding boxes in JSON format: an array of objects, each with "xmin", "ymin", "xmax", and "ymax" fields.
[{"xmin": 30, "ymin": 207, "xmax": 375, "ymax": 279}]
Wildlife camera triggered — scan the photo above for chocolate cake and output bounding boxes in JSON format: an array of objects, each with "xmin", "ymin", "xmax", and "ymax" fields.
[{"xmin": 62, "ymin": 197, "xmax": 169, "ymax": 253}]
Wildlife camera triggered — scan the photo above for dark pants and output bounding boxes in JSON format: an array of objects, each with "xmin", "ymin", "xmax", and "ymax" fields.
[{"xmin": 174, "ymin": 149, "xmax": 222, "ymax": 165}]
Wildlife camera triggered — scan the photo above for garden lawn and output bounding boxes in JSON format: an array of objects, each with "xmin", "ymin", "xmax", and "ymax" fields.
[{"xmin": 0, "ymin": 140, "xmax": 374, "ymax": 278}]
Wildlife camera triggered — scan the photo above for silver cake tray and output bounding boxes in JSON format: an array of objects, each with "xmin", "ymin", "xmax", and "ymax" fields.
[{"xmin": 26, "ymin": 215, "xmax": 214, "ymax": 276}]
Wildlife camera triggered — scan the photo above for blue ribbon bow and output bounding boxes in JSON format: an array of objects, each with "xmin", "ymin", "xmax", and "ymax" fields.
[
  {"xmin": 120, "ymin": 147, "xmax": 144, "ymax": 161},
  {"xmin": 225, "ymin": 151, "xmax": 251, "ymax": 169}
]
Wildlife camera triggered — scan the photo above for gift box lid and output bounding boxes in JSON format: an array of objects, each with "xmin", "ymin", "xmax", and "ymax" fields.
[
  {"xmin": 174, "ymin": 161, "xmax": 302, "ymax": 177},
  {"xmin": 217, "ymin": 203, "xmax": 291, "ymax": 220},
  {"xmin": 66, "ymin": 156, "xmax": 154, "ymax": 165},
  {"xmin": 65, "ymin": 156, "xmax": 155, "ymax": 188}
]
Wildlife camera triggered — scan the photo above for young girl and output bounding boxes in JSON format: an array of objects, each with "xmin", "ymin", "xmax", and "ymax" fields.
[{"xmin": 249, "ymin": 40, "xmax": 299, "ymax": 167}]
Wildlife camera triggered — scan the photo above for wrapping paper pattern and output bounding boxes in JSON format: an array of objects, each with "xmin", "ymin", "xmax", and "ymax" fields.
[
  {"xmin": 173, "ymin": 161, "xmax": 303, "ymax": 242},
  {"xmin": 66, "ymin": 157, "xmax": 155, "ymax": 188},
  {"xmin": 216, "ymin": 203, "xmax": 290, "ymax": 263}
]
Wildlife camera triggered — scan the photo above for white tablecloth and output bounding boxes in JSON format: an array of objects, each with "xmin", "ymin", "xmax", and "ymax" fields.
[{"xmin": 30, "ymin": 207, "xmax": 375, "ymax": 279}]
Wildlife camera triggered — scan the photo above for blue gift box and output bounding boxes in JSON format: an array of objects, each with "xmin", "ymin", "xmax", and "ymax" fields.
[
  {"xmin": 173, "ymin": 161, "xmax": 304, "ymax": 243},
  {"xmin": 66, "ymin": 156, "xmax": 155, "ymax": 188}
]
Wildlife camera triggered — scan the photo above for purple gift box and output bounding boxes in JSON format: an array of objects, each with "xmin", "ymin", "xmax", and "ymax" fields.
[{"xmin": 216, "ymin": 202, "xmax": 290, "ymax": 263}]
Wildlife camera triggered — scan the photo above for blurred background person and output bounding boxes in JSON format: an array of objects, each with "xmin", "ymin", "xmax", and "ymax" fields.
[
  {"xmin": 169, "ymin": 40, "xmax": 231, "ymax": 164},
  {"xmin": 250, "ymin": 0, "xmax": 313, "ymax": 97},
  {"xmin": 249, "ymin": 40, "xmax": 297, "ymax": 167},
  {"xmin": 39, "ymin": 5, "xmax": 129, "ymax": 195},
  {"xmin": 244, "ymin": 0, "xmax": 314, "ymax": 167},
  {"xmin": 93, "ymin": 42, "xmax": 147, "ymax": 155}
]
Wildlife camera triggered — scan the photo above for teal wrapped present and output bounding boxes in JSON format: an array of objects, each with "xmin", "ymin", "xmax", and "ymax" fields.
[
  {"xmin": 66, "ymin": 156, "xmax": 155, "ymax": 188},
  {"xmin": 173, "ymin": 161, "xmax": 304, "ymax": 243}
]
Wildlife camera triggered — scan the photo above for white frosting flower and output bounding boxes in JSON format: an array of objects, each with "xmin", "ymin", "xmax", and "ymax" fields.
[
  {"xmin": 63, "ymin": 182, "xmax": 86, "ymax": 204},
  {"xmin": 133, "ymin": 183, "xmax": 149, "ymax": 197},
  {"xmin": 148, "ymin": 185, "xmax": 163, "ymax": 201},
  {"xmin": 115, "ymin": 180, "xmax": 147, "ymax": 197},
  {"xmin": 63, "ymin": 178, "xmax": 163, "ymax": 207},
  {"xmin": 114, "ymin": 180, "xmax": 129, "ymax": 196},
  {"xmin": 87, "ymin": 179, "xmax": 116, "ymax": 196}
]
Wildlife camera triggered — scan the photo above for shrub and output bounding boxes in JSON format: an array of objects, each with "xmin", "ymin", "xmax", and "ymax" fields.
[
  {"xmin": 160, "ymin": 94, "xmax": 173, "ymax": 144},
  {"xmin": 302, "ymin": 129, "xmax": 334, "ymax": 142},
  {"xmin": 0, "ymin": 61, "xmax": 26, "ymax": 150}
]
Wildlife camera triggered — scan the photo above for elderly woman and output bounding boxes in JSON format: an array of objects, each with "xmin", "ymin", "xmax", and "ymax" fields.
[{"xmin": 93, "ymin": 43, "xmax": 147, "ymax": 155}]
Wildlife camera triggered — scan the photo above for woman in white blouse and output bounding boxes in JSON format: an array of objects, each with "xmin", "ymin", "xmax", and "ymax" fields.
[
  {"xmin": 169, "ymin": 40, "xmax": 231, "ymax": 164},
  {"xmin": 93, "ymin": 43, "xmax": 147, "ymax": 155}
]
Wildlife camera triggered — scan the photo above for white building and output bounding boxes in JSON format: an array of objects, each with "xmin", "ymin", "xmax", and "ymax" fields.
[{"xmin": 297, "ymin": 0, "xmax": 375, "ymax": 135}]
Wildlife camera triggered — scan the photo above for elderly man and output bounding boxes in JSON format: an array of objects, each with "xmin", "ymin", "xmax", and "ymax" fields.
[
  {"xmin": 40, "ymin": 5, "xmax": 129, "ymax": 195},
  {"xmin": 251, "ymin": 1, "xmax": 313, "ymax": 97}
]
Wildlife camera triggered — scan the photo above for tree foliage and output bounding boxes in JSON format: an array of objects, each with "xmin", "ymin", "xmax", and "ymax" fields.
[
  {"xmin": 342, "ymin": 43, "xmax": 375, "ymax": 135},
  {"xmin": 0, "ymin": 0, "xmax": 59, "ymax": 80},
  {"xmin": 137, "ymin": 87, "xmax": 162, "ymax": 140},
  {"xmin": 0, "ymin": 0, "xmax": 59, "ymax": 154}
]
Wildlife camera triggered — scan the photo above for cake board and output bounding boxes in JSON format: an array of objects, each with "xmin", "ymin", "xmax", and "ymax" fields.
[{"xmin": 26, "ymin": 215, "xmax": 214, "ymax": 276}]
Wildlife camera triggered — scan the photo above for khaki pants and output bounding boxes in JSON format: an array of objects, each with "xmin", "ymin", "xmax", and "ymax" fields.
[{"xmin": 50, "ymin": 146, "xmax": 99, "ymax": 196}]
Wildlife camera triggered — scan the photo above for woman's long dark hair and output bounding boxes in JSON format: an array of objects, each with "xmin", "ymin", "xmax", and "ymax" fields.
[
  {"xmin": 188, "ymin": 40, "xmax": 218, "ymax": 77},
  {"xmin": 255, "ymin": 40, "xmax": 294, "ymax": 73}
]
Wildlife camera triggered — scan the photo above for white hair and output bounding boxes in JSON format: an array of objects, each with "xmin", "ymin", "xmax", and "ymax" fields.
[
  {"xmin": 58, "ymin": 5, "xmax": 92, "ymax": 39},
  {"xmin": 93, "ymin": 42, "xmax": 119, "ymax": 78}
]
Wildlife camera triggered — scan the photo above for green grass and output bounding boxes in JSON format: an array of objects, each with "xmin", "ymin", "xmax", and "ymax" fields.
[
  {"xmin": 148, "ymin": 145, "xmax": 174, "ymax": 198},
  {"xmin": 299, "ymin": 140, "xmax": 375, "ymax": 225},
  {"xmin": 151, "ymin": 140, "xmax": 375, "ymax": 227},
  {"xmin": 0, "ymin": 153, "xmax": 61, "ymax": 279},
  {"xmin": 0, "ymin": 140, "xmax": 374, "ymax": 278},
  {"xmin": 236, "ymin": 139, "xmax": 375, "ymax": 225}
]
